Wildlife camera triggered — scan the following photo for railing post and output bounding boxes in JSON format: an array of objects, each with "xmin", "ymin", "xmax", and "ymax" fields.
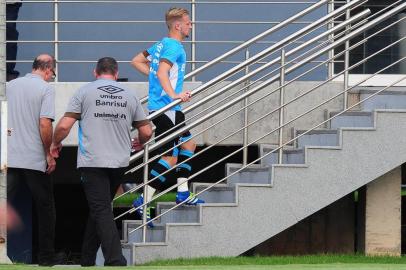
[
  {"xmin": 343, "ymin": 0, "xmax": 350, "ymax": 110},
  {"xmin": 242, "ymin": 50, "xmax": 250, "ymax": 166},
  {"xmin": 0, "ymin": 102, "xmax": 8, "ymax": 264},
  {"xmin": 191, "ymin": 0, "xmax": 196, "ymax": 81},
  {"xmin": 54, "ymin": 0, "xmax": 59, "ymax": 82},
  {"xmin": 0, "ymin": 0, "xmax": 10, "ymax": 263},
  {"xmin": 278, "ymin": 49, "xmax": 286, "ymax": 164},
  {"xmin": 142, "ymin": 144, "xmax": 149, "ymax": 243},
  {"xmin": 327, "ymin": 0, "xmax": 335, "ymax": 79}
]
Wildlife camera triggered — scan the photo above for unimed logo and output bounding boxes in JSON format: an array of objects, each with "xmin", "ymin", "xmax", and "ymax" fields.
[{"xmin": 97, "ymin": 85, "xmax": 124, "ymax": 95}]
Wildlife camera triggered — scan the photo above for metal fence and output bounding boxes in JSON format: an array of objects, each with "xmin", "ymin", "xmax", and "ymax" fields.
[{"xmin": 7, "ymin": 0, "xmax": 337, "ymax": 82}]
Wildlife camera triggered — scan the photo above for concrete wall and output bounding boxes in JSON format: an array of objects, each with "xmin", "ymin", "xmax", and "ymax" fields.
[
  {"xmin": 235, "ymin": 166, "xmax": 403, "ymax": 256},
  {"xmin": 54, "ymin": 81, "xmax": 344, "ymax": 146},
  {"xmin": 248, "ymin": 193, "xmax": 355, "ymax": 255},
  {"xmin": 365, "ymin": 167, "xmax": 401, "ymax": 256}
]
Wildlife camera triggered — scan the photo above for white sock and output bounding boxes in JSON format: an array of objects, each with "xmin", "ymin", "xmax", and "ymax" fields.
[
  {"xmin": 177, "ymin": 177, "xmax": 189, "ymax": 192},
  {"xmin": 144, "ymin": 185, "xmax": 156, "ymax": 203}
]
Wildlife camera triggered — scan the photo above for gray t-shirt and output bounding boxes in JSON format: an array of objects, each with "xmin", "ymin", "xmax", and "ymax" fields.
[
  {"xmin": 66, "ymin": 79, "xmax": 147, "ymax": 168},
  {"xmin": 7, "ymin": 73, "xmax": 55, "ymax": 172}
]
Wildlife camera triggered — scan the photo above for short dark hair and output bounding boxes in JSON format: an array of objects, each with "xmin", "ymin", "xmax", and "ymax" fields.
[
  {"xmin": 32, "ymin": 56, "xmax": 55, "ymax": 71},
  {"xmin": 95, "ymin": 57, "xmax": 118, "ymax": 76}
]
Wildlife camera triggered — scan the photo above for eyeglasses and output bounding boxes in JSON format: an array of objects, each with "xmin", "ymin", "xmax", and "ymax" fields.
[{"xmin": 50, "ymin": 69, "xmax": 56, "ymax": 80}]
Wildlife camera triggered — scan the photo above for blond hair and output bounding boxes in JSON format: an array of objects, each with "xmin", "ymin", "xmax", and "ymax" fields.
[{"xmin": 165, "ymin": 7, "xmax": 189, "ymax": 29}]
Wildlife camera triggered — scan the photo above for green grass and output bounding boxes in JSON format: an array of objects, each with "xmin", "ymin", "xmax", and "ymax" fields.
[
  {"xmin": 1, "ymin": 264, "xmax": 406, "ymax": 270},
  {"xmin": 113, "ymin": 192, "xmax": 176, "ymax": 207},
  {"xmin": 2, "ymin": 255, "xmax": 406, "ymax": 269},
  {"xmin": 146, "ymin": 254, "xmax": 406, "ymax": 266}
]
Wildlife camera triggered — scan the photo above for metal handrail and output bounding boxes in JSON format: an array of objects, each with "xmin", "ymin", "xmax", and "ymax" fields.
[
  {"xmin": 126, "ymin": 0, "xmax": 365, "ymax": 165},
  {"xmin": 8, "ymin": 0, "xmax": 384, "ymax": 85},
  {"xmin": 101, "ymin": 1, "xmax": 347, "ymax": 154},
  {"xmin": 7, "ymin": 0, "xmax": 353, "ymax": 96},
  {"xmin": 120, "ymin": 8, "xmax": 370, "ymax": 171},
  {"xmin": 133, "ymin": 70, "xmax": 406, "ymax": 233},
  {"xmin": 129, "ymin": 49, "xmax": 406, "ymax": 231},
  {"xmin": 7, "ymin": 0, "xmax": 404, "ymax": 246},
  {"xmin": 147, "ymin": 9, "xmax": 369, "ymax": 139},
  {"xmin": 182, "ymin": 10, "xmax": 368, "ymax": 115},
  {"xmin": 6, "ymin": 1, "xmax": 324, "ymax": 4},
  {"xmin": 140, "ymin": 0, "xmax": 331, "ymax": 103},
  {"xmin": 120, "ymin": 3, "xmax": 406, "ymax": 226},
  {"xmin": 114, "ymin": 16, "xmax": 360, "ymax": 203},
  {"xmin": 184, "ymin": 1, "xmax": 402, "ymax": 127},
  {"xmin": 7, "ymin": 0, "xmax": 330, "ymax": 83},
  {"xmin": 116, "ymin": 9, "xmax": 406, "ymax": 219},
  {"xmin": 10, "ymin": 20, "xmax": 317, "ymax": 24},
  {"xmin": 116, "ymin": 4, "xmax": 376, "ymax": 202},
  {"xmin": 117, "ymin": 4, "xmax": 405, "ymax": 218},
  {"xmin": 141, "ymin": 0, "xmax": 364, "ymax": 109},
  {"xmin": 6, "ymin": 40, "xmax": 326, "ymax": 44}
]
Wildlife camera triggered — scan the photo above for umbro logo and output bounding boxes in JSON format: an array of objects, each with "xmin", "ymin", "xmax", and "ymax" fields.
[{"xmin": 97, "ymin": 85, "xmax": 124, "ymax": 95}]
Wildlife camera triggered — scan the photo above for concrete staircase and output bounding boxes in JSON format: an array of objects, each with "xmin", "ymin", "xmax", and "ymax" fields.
[{"xmin": 97, "ymin": 87, "xmax": 406, "ymax": 265}]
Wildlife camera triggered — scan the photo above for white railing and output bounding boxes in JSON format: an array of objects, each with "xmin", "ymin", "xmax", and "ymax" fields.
[
  {"xmin": 7, "ymin": 0, "xmax": 340, "ymax": 82},
  {"xmin": 116, "ymin": 1, "xmax": 406, "ymax": 241}
]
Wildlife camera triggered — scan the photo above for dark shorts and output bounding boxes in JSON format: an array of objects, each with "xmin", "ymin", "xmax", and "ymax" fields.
[{"xmin": 151, "ymin": 110, "xmax": 192, "ymax": 157}]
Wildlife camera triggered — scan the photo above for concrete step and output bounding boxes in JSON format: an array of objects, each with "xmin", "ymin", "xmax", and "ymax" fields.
[
  {"xmin": 226, "ymin": 163, "xmax": 271, "ymax": 185},
  {"xmin": 359, "ymin": 88, "xmax": 406, "ymax": 111},
  {"xmin": 96, "ymin": 243, "xmax": 133, "ymax": 266},
  {"xmin": 259, "ymin": 145, "xmax": 305, "ymax": 166},
  {"xmin": 329, "ymin": 111, "xmax": 373, "ymax": 129},
  {"xmin": 296, "ymin": 129, "xmax": 339, "ymax": 148},
  {"xmin": 192, "ymin": 182, "xmax": 236, "ymax": 203},
  {"xmin": 111, "ymin": 110, "xmax": 406, "ymax": 265},
  {"xmin": 123, "ymin": 220, "xmax": 166, "ymax": 243},
  {"xmin": 156, "ymin": 202, "xmax": 201, "ymax": 224}
]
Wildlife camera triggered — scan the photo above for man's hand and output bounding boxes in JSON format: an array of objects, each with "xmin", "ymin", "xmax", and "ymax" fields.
[
  {"xmin": 46, "ymin": 154, "xmax": 56, "ymax": 174},
  {"xmin": 131, "ymin": 137, "xmax": 143, "ymax": 153},
  {"xmin": 175, "ymin": 91, "xmax": 192, "ymax": 102},
  {"xmin": 50, "ymin": 142, "xmax": 62, "ymax": 158}
]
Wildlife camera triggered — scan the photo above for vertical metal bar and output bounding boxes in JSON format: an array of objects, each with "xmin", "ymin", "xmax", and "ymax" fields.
[
  {"xmin": 327, "ymin": 0, "xmax": 335, "ymax": 79},
  {"xmin": 191, "ymin": 0, "xmax": 196, "ymax": 81},
  {"xmin": 278, "ymin": 49, "xmax": 286, "ymax": 165},
  {"xmin": 343, "ymin": 0, "xmax": 350, "ymax": 109},
  {"xmin": 362, "ymin": 29, "xmax": 366, "ymax": 74},
  {"xmin": 0, "ymin": 102, "xmax": 9, "ymax": 264},
  {"xmin": 54, "ymin": 0, "xmax": 59, "ymax": 82},
  {"xmin": 0, "ymin": 0, "xmax": 10, "ymax": 263},
  {"xmin": 242, "ymin": 50, "xmax": 249, "ymax": 166},
  {"xmin": 142, "ymin": 144, "xmax": 149, "ymax": 243}
]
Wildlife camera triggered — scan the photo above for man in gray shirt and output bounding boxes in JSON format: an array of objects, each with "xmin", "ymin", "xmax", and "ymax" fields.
[
  {"xmin": 7, "ymin": 54, "xmax": 65, "ymax": 266},
  {"xmin": 51, "ymin": 57, "xmax": 152, "ymax": 266}
]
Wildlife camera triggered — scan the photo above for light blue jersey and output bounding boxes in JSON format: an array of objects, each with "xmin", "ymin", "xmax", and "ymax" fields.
[{"xmin": 146, "ymin": 37, "xmax": 186, "ymax": 111}]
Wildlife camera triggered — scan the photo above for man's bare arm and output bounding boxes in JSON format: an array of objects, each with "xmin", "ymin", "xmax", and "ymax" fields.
[
  {"xmin": 39, "ymin": 118, "xmax": 55, "ymax": 174},
  {"xmin": 131, "ymin": 52, "xmax": 150, "ymax": 76},
  {"xmin": 133, "ymin": 120, "xmax": 153, "ymax": 144},
  {"xmin": 50, "ymin": 115, "xmax": 78, "ymax": 158}
]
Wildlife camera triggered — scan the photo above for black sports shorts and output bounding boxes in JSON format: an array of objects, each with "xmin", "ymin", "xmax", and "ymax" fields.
[{"xmin": 151, "ymin": 110, "xmax": 192, "ymax": 157}]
